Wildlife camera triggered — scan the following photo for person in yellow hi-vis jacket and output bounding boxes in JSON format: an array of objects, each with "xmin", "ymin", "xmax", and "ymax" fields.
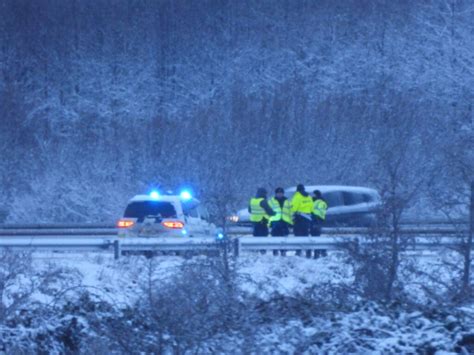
[
  {"xmin": 249, "ymin": 188, "xmax": 275, "ymax": 237},
  {"xmin": 291, "ymin": 184, "xmax": 314, "ymax": 257},
  {"xmin": 311, "ymin": 189, "xmax": 328, "ymax": 258},
  {"xmin": 268, "ymin": 187, "xmax": 293, "ymax": 256},
  {"xmin": 268, "ymin": 187, "xmax": 293, "ymax": 236},
  {"xmin": 291, "ymin": 184, "xmax": 313, "ymax": 235}
]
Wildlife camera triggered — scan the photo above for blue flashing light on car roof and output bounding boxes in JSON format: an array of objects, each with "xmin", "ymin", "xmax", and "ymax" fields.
[
  {"xmin": 149, "ymin": 190, "xmax": 160, "ymax": 199},
  {"xmin": 179, "ymin": 190, "xmax": 192, "ymax": 201}
]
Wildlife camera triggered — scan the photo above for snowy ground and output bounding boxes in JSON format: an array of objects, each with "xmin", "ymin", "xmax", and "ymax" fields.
[
  {"xmin": 30, "ymin": 251, "xmax": 354, "ymax": 303},
  {"xmin": 29, "ymin": 250, "xmax": 464, "ymax": 305}
]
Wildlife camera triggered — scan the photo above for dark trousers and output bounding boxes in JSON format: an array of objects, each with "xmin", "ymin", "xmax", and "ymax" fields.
[
  {"xmin": 294, "ymin": 215, "xmax": 311, "ymax": 257},
  {"xmin": 253, "ymin": 221, "xmax": 268, "ymax": 254},
  {"xmin": 252, "ymin": 221, "xmax": 269, "ymax": 236},
  {"xmin": 311, "ymin": 217, "xmax": 327, "ymax": 258},
  {"xmin": 271, "ymin": 220, "xmax": 289, "ymax": 256},
  {"xmin": 271, "ymin": 221, "xmax": 289, "ymax": 236},
  {"xmin": 310, "ymin": 217, "xmax": 322, "ymax": 236},
  {"xmin": 294, "ymin": 215, "xmax": 310, "ymax": 236}
]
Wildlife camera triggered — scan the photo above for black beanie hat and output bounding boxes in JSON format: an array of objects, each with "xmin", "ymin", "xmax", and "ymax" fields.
[{"xmin": 256, "ymin": 188, "xmax": 267, "ymax": 198}]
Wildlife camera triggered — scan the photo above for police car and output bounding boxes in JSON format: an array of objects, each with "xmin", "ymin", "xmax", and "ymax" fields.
[
  {"xmin": 117, "ymin": 190, "xmax": 216, "ymax": 238},
  {"xmin": 229, "ymin": 185, "xmax": 381, "ymax": 227}
]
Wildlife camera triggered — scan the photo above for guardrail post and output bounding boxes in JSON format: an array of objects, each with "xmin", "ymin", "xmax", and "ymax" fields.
[
  {"xmin": 114, "ymin": 240, "xmax": 121, "ymax": 260},
  {"xmin": 233, "ymin": 238, "xmax": 240, "ymax": 258},
  {"xmin": 354, "ymin": 237, "xmax": 360, "ymax": 254},
  {"xmin": 471, "ymin": 181, "xmax": 473, "ymax": 245}
]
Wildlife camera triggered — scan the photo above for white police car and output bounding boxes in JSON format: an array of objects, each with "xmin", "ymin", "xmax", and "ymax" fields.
[{"xmin": 117, "ymin": 190, "xmax": 216, "ymax": 238}]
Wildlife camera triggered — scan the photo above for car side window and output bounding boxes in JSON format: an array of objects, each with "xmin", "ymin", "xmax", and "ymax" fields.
[
  {"xmin": 183, "ymin": 206, "xmax": 199, "ymax": 218},
  {"xmin": 198, "ymin": 205, "xmax": 210, "ymax": 221},
  {"xmin": 362, "ymin": 193, "xmax": 373, "ymax": 203},
  {"xmin": 343, "ymin": 192, "xmax": 365, "ymax": 206},
  {"xmin": 322, "ymin": 192, "xmax": 344, "ymax": 207}
]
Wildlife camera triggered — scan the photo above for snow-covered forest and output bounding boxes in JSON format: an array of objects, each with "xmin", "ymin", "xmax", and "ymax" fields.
[
  {"xmin": 1, "ymin": 1, "xmax": 474, "ymax": 352},
  {"xmin": 0, "ymin": 0, "xmax": 472, "ymax": 222}
]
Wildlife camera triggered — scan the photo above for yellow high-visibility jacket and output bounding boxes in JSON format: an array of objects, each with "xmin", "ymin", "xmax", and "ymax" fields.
[
  {"xmin": 249, "ymin": 198, "xmax": 270, "ymax": 222},
  {"xmin": 268, "ymin": 197, "xmax": 293, "ymax": 225},
  {"xmin": 313, "ymin": 199, "xmax": 328, "ymax": 220},
  {"xmin": 291, "ymin": 191, "xmax": 313, "ymax": 215}
]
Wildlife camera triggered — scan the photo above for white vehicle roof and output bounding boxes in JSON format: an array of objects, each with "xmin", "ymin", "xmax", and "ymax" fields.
[
  {"xmin": 285, "ymin": 185, "xmax": 380, "ymax": 198},
  {"xmin": 128, "ymin": 194, "xmax": 200, "ymax": 205}
]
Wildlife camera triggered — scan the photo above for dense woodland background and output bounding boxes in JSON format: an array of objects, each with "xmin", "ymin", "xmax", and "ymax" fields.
[{"xmin": 0, "ymin": 0, "xmax": 472, "ymax": 222}]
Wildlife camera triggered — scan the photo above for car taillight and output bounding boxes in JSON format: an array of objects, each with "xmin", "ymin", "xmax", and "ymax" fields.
[
  {"xmin": 117, "ymin": 219, "xmax": 135, "ymax": 228},
  {"xmin": 161, "ymin": 221, "xmax": 185, "ymax": 229}
]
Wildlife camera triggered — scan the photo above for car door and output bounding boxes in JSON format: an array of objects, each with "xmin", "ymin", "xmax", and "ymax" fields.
[
  {"xmin": 197, "ymin": 205, "xmax": 214, "ymax": 235},
  {"xmin": 183, "ymin": 205, "xmax": 206, "ymax": 236},
  {"xmin": 341, "ymin": 191, "xmax": 368, "ymax": 226},
  {"xmin": 321, "ymin": 191, "xmax": 345, "ymax": 226}
]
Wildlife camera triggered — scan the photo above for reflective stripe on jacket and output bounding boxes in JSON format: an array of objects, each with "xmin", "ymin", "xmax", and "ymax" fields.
[
  {"xmin": 268, "ymin": 198, "xmax": 293, "ymax": 225},
  {"xmin": 313, "ymin": 199, "xmax": 328, "ymax": 220}
]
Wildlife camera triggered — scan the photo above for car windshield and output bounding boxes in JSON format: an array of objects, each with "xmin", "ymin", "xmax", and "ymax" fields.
[{"xmin": 124, "ymin": 201, "xmax": 177, "ymax": 219}]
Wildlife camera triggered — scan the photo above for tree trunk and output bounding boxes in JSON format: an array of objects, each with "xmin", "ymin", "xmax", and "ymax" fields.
[
  {"xmin": 386, "ymin": 219, "xmax": 400, "ymax": 301},
  {"xmin": 462, "ymin": 181, "xmax": 474, "ymax": 297}
]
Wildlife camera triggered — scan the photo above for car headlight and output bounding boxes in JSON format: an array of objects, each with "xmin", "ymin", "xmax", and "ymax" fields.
[{"xmin": 227, "ymin": 215, "xmax": 239, "ymax": 223}]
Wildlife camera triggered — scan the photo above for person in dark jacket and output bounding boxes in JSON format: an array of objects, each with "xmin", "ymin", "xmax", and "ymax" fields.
[{"xmin": 248, "ymin": 187, "xmax": 275, "ymax": 237}]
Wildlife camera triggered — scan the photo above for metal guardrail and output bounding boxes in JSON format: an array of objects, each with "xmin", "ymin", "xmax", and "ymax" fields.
[
  {"xmin": 237, "ymin": 236, "xmax": 465, "ymax": 253},
  {"xmin": 0, "ymin": 229, "xmax": 118, "ymax": 237},
  {"xmin": 0, "ymin": 237, "xmax": 114, "ymax": 251},
  {"xmin": 0, "ymin": 224, "xmax": 468, "ymax": 238},
  {"xmin": 0, "ymin": 223, "xmax": 116, "ymax": 229},
  {"xmin": 231, "ymin": 217, "xmax": 469, "ymax": 227},
  {"xmin": 0, "ymin": 221, "xmax": 469, "ymax": 260},
  {"xmin": 0, "ymin": 235, "xmax": 468, "ymax": 259},
  {"xmin": 397, "ymin": 217, "xmax": 469, "ymax": 225},
  {"xmin": 226, "ymin": 226, "xmax": 468, "ymax": 236},
  {"xmin": 0, "ymin": 236, "xmax": 223, "ymax": 259},
  {"xmin": 0, "ymin": 218, "xmax": 468, "ymax": 230}
]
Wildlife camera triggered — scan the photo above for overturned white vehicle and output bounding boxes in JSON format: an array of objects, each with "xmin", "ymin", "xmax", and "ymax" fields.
[{"xmin": 230, "ymin": 185, "xmax": 381, "ymax": 227}]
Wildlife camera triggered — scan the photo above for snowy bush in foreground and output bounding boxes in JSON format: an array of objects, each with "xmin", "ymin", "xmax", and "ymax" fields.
[
  {"xmin": 197, "ymin": 303, "xmax": 474, "ymax": 354},
  {"xmin": 0, "ymin": 252, "xmax": 473, "ymax": 353}
]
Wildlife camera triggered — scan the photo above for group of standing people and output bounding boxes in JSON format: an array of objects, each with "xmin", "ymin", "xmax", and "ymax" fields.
[{"xmin": 248, "ymin": 184, "xmax": 328, "ymax": 257}]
